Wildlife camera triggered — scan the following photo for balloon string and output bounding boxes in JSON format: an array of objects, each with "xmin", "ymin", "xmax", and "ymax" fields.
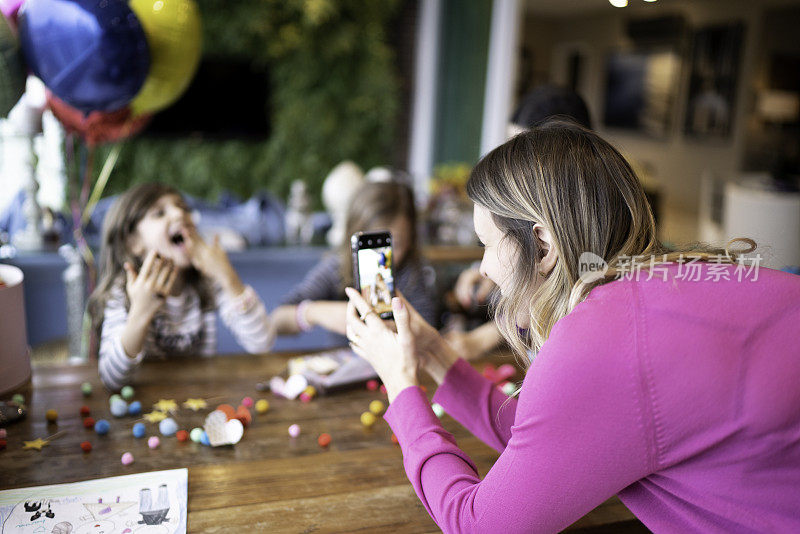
[{"xmin": 82, "ymin": 143, "xmax": 121, "ymax": 225}]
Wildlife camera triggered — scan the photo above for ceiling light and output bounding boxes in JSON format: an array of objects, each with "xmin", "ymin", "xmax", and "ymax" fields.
[{"xmin": 609, "ymin": 0, "xmax": 628, "ymax": 7}]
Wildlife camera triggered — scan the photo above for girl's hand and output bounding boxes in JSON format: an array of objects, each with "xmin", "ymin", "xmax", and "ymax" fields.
[
  {"xmin": 124, "ymin": 250, "xmax": 177, "ymax": 319},
  {"xmin": 183, "ymin": 228, "xmax": 244, "ymax": 296},
  {"xmin": 454, "ymin": 267, "xmax": 495, "ymax": 309}
]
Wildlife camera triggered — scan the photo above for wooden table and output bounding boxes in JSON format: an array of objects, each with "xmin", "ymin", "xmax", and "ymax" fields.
[{"xmin": 1, "ymin": 352, "xmax": 643, "ymax": 533}]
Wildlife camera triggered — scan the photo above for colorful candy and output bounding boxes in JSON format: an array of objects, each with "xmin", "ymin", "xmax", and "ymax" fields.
[
  {"xmin": 83, "ymin": 417, "xmax": 95, "ymax": 429},
  {"xmin": 45, "ymin": 409, "xmax": 58, "ymax": 423},
  {"xmin": 128, "ymin": 400, "xmax": 142, "ymax": 416},
  {"xmin": 81, "ymin": 382, "xmax": 92, "ymax": 396},
  {"xmin": 317, "ymin": 433, "xmax": 332, "ymax": 448},
  {"xmin": 369, "ymin": 400, "xmax": 385, "ymax": 415},
  {"xmin": 241, "ymin": 396, "xmax": 254, "ymax": 408},
  {"xmin": 132, "ymin": 422, "xmax": 146, "ymax": 438},
  {"xmin": 11, "ymin": 393, "xmax": 24, "ymax": 405},
  {"xmin": 121, "ymin": 452, "xmax": 134, "ymax": 465},
  {"xmin": 501, "ymin": 382, "xmax": 516, "ymax": 396},
  {"xmin": 0, "ymin": 429, "xmax": 6, "ymax": 439},
  {"xmin": 366, "ymin": 380, "xmax": 379, "ymax": 391},
  {"xmin": 79, "ymin": 405, "xmax": 91, "ymax": 417},
  {"xmin": 200, "ymin": 431, "xmax": 210, "ymax": 446},
  {"xmin": 189, "ymin": 427, "xmax": 203, "ymax": 443},
  {"xmin": 109, "ymin": 394, "xmax": 122, "ymax": 404},
  {"xmin": 110, "ymin": 398, "xmax": 128, "ymax": 418},
  {"xmin": 288, "ymin": 424, "xmax": 301, "ymax": 438},
  {"xmin": 148, "ymin": 436, "xmax": 160, "ymax": 449},
  {"xmin": 360, "ymin": 412, "xmax": 376, "ymax": 428},
  {"xmin": 94, "ymin": 419, "xmax": 110, "ymax": 435},
  {"xmin": 299, "ymin": 392, "xmax": 312, "ymax": 403},
  {"xmin": 120, "ymin": 385, "xmax": 134, "ymax": 400},
  {"xmin": 159, "ymin": 418, "xmax": 178, "ymax": 436},
  {"xmin": 176, "ymin": 430, "xmax": 189, "ymax": 442},
  {"xmin": 235, "ymin": 406, "xmax": 252, "ymax": 427},
  {"xmin": 255, "ymin": 399, "xmax": 269, "ymax": 414},
  {"xmin": 80, "ymin": 441, "xmax": 92, "ymax": 452}
]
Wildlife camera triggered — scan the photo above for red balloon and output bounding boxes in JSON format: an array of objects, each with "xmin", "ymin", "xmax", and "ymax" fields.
[{"xmin": 47, "ymin": 92, "xmax": 151, "ymax": 146}]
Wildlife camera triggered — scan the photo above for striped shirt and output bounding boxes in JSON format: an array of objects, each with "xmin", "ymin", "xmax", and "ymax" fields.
[
  {"xmin": 281, "ymin": 254, "xmax": 438, "ymax": 327},
  {"xmin": 98, "ymin": 283, "xmax": 274, "ymax": 391}
]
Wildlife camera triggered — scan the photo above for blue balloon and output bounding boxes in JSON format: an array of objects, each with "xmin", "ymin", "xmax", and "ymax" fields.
[{"xmin": 17, "ymin": 0, "xmax": 149, "ymax": 113}]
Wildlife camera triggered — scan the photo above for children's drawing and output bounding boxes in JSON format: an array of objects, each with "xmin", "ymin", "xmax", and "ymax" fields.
[{"xmin": 0, "ymin": 470, "xmax": 187, "ymax": 534}]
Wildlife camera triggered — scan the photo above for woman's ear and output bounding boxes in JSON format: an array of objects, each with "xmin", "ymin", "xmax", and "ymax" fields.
[{"xmin": 533, "ymin": 223, "xmax": 557, "ymax": 276}]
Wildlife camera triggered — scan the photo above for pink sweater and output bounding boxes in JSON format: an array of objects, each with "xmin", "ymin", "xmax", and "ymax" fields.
[{"xmin": 384, "ymin": 264, "xmax": 800, "ymax": 533}]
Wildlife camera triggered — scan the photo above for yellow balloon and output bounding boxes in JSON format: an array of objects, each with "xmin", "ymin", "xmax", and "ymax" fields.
[{"xmin": 129, "ymin": 0, "xmax": 202, "ymax": 115}]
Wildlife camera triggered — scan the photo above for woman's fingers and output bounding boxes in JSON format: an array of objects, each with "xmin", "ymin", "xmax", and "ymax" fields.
[
  {"xmin": 345, "ymin": 299, "xmax": 369, "ymax": 341},
  {"xmin": 392, "ymin": 297, "xmax": 413, "ymax": 350},
  {"xmin": 345, "ymin": 287, "xmax": 384, "ymax": 328}
]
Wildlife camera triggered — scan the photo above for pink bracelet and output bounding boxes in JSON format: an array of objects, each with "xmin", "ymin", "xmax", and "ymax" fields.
[{"xmin": 296, "ymin": 300, "xmax": 313, "ymax": 332}]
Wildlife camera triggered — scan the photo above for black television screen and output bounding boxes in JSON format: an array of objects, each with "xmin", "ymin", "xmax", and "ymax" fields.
[{"xmin": 143, "ymin": 57, "xmax": 270, "ymax": 139}]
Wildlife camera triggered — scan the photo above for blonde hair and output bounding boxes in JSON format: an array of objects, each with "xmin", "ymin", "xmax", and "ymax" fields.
[{"xmin": 467, "ymin": 120, "xmax": 754, "ymax": 360}]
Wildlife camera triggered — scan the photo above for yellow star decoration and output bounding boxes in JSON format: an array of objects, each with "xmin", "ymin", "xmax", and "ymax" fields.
[
  {"xmin": 143, "ymin": 411, "xmax": 168, "ymax": 423},
  {"xmin": 152, "ymin": 399, "xmax": 178, "ymax": 413},
  {"xmin": 183, "ymin": 398, "xmax": 207, "ymax": 411},
  {"xmin": 23, "ymin": 438, "xmax": 49, "ymax": 451}
]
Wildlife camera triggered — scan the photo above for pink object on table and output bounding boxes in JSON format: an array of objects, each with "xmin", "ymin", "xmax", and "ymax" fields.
[
  {"xmin": 0, "ymin": 428, "xmax": 6, "ymax": 439},
  {"xmin": 241, "ymin": 396, "xmax": 254, "ymax": 408},
  {"xmin": 288, "ymin": 424, "xmax": 300, "ymax": 438},
  {"xmin": 147, "ymin": 436, "xmax": 160, "ymax": 449},
  {"xmin": 120, "ymin": 452, "xmax": 134, "ymax": 465}
]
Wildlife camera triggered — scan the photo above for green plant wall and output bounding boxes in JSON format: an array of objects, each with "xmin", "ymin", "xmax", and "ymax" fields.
[{"xmin": 103, "ymin": 0, "xmax": 402, "ymax": 207}]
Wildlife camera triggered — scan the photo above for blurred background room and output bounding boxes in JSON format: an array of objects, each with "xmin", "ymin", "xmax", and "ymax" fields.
[{"xmin": 1, "ymin": 0, "xmax": 798, "ymax": 364}]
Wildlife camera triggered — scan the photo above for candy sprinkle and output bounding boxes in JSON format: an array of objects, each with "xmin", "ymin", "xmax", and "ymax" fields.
[
  {"xmin": 148, "ymin": 436, "xmax": 160, "ymax": 449},
  {"xmin": 81, "ymin": 382, "xmax": 92, "ymax": 396},
  {"xmin": 366, "ymin": 380, "xmax": 379, "ymax": 391},
  {"xmin": 79, "ymin": 405, "xmax": 91, "ymax": 417},
  {"xmin": 132, "ymin": 422, "xmax": 146, "ymax": 439},
  {"xmin": 176, "ymin": 430, "xmax": 189, "ymax": 442},
  {"xmin": 255, "ymin": 399, "xmax": 269, "ymax": 414},
  {"xmin": 80, "ymin": 441, "xmax": 92, "ymax": 453},
  {"xmin": 121, "ymin": 452, "xmax": 134, "ymax": 465},
  {"xmin": 317, "ymin": 433, "xmax": 332, "ymax": 448},
  {"xmin": 45, "ymin": 409, "xmax": 58, "ymax": 423},
  {"xmin": 360, "ymin": 412, "xmax": 377, "ymax": 428},
  {"xmin": 94, "ymin": 419, "xmax": 110, "ymax": 435},
  {"xmin": 120, "ymin": 386, "xmax": 135, "ymax": 400},
  {"xmin": 288, "ymin": 424, "xmax": 300, "ymax": 438},
  {"xmin": 241, "ymin": 396, "xmax": 254, "ymax": 408},
  {"xmin": 369, "ymin": 400, "xmax": 385, "ymax": 416},
  {"xmin": 83, "ymin": 417, "xmax": 96, "ymax": 430},
  {"xmin": 189, "ymin": 427, "xmax": 203, "ymax": 443}
]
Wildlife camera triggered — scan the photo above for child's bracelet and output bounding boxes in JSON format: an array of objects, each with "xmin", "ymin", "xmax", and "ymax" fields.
[{"xmin": 296, "ymin": 300, "xmax": 313, "ymax": 332}]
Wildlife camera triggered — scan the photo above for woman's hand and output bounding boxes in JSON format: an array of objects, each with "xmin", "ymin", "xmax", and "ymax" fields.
[
  {"xmin": 183, "ymin": 228, "xmax": 244, "ymax": 296},
  {"xmin": 345, "ymin": 288, "xmax": 418, "ymax": 403},
  {"xmin": 125, "ymin": 250, "xmax": 177, "ymax": 320},
  {"xmin": 345, "ymin": 288, "xmax": 459, "ymax": 401}
]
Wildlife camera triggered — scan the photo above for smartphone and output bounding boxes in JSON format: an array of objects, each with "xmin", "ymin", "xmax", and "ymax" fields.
[{"xmin": 351, "ymin": 230, "xmax": 395, "ymax": 320}]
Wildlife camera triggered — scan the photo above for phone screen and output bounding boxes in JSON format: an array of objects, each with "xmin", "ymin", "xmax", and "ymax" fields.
[{"xmin": 353, "ymin": 233, "xmax": 395, "ymax": 318}]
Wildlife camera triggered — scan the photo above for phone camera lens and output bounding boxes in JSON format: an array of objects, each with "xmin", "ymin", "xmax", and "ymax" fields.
[
  {"xmin": 377, "ymin": 239, "xmax": 382, "ymax": 245},
  {"xmin": 359, "ymin": 240, "xmax": 363, "ymax": 246},
  {"xmin": 387, "ymin": 237, "xmax": 391, "ymax": 243},
  {"xmin": 368, "ymin": 240, "xmax": 372, "ymax": 245}
]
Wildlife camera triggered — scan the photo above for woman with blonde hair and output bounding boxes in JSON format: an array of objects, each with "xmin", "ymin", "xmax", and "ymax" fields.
[{"xmin": 345, "ymin": 121, "xmax": 800, "ymax": 532}]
